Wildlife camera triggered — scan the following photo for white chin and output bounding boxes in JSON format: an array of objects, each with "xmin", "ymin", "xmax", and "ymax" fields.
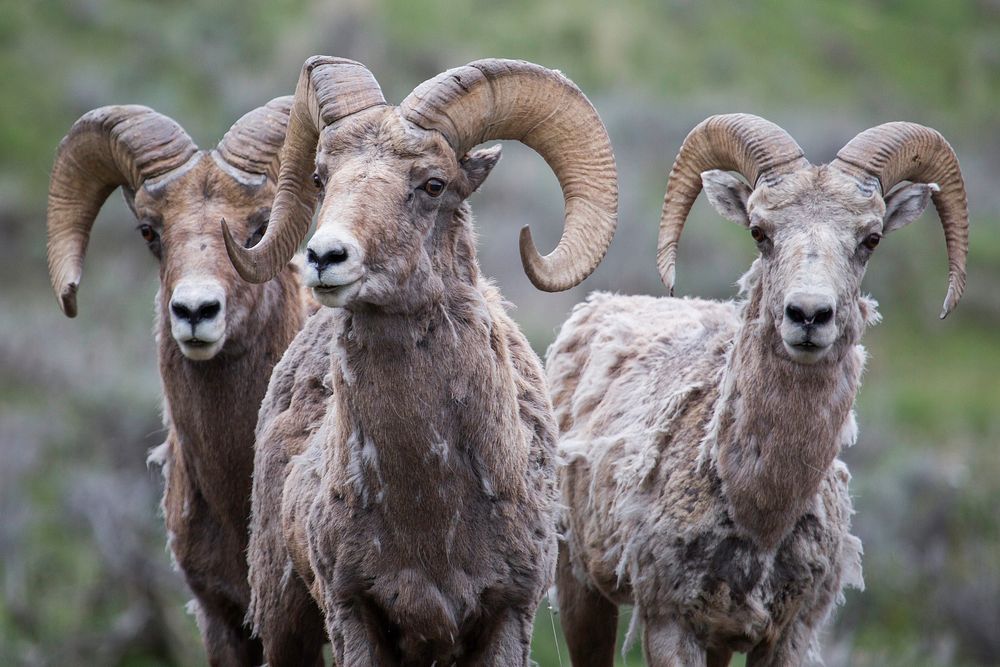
[
  {"xmin": 312, "ymin": 281, "xmax": 361, "ymax": 308},
  {"xmin": 783, "ymin": 341, "xmax": 831, "ymax": 365},
  {"xmin": 177, "ymin": 338, "xmax": 225, "ymax": 361}
]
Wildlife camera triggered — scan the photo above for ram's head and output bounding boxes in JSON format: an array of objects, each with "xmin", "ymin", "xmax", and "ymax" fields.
[
  {"xmin": 47, "ymin": 99, "xmax": 291, "ymax": 360},
  {"xmin": 658, "ymin": 114, "xmax": 968, "ymax": 365},
  {"xmin": 223, "ymin": 57, "xmax": 619, "ymax": 308}
]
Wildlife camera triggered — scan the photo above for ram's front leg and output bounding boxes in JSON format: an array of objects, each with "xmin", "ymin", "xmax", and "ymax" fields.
[
  {"xmin": 473, "ymin": 607, "xmax": 534, "ymax": 667},
  {"xmin": 745, "ymin": 617, "xmax": 814, "ymax": 667},
  {"xmin": 326, "ymin": 594, "xmax": 396, "ymax": 667},
  {"xmin": 644, "ymin": 616, "xmax": 706, "ymax": 667}
]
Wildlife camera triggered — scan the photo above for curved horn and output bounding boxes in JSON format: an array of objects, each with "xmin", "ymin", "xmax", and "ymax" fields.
[
  {"xmin": 399, "ymin": 59, "xmax": 618, "ymax": 292},
  {"xmin": 656, "ymin": 113, "xmax": 809, "ymax": 294},
  {"xmin": 831, "ymin": 122, "xmax": 968, "ymax": 318},
  {"xmin": 46, "ymin": 106, "xmax": 198, "ymax": 317},
  {"xmin": 224, "ymin": 56, "xmax": 386, "ymax": 283},
  {"xmin": 215, "ymin": 96, "xmax": 293, "ymax": 182}
]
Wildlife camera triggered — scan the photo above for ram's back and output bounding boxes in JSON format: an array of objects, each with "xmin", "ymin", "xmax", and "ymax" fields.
[
  {"xmin": 545, "ymin": 292, "xmax": 739, "ymax": 596},
  {"xmin": 547, "ymin": 292, "xmax": 738, "ymax": 440}
]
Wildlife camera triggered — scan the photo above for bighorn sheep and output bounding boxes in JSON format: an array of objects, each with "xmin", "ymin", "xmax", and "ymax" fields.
[
  {"xmin": 549, "ymin": 114, "xmax": 968, "ymax": 666},
  {"xmin": 222, "ymin": 56, "xmax": 618, "ymax": 665},
  {"xmin": 45, "ymin": 99, "xmax": 314, "ymax": 665}
]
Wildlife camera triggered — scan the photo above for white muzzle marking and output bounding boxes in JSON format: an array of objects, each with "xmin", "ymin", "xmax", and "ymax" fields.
[{"xmin": 169, "ymin": 279, "xmax": 227, "ymax": 360}]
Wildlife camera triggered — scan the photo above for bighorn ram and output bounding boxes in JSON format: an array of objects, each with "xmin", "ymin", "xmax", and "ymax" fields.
[
  {"xmin": 46, "ymin": 99, "xmax": 313, "ymax": 665},
  {"xmin": 222, "ymin": 56, "xmax": 618, "ymax": 665},
  {"xmin": 548, "ymin": 114, "xmax": 968, "ymax": 666}
]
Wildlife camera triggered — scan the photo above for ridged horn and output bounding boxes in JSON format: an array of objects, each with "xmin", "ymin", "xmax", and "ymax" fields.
[
  {"xmin": 656, "ymin": 113, "xmax": 809, "ymax": 294},
  {"xmin": 223, "ymin": 56, "xmax": 386, "ymax": 283},
  {"xmin": 215, "ymin": 96, "xmax": 293, "ymax": 182},
  {"xmin": 46, "ymin": 106, "xmax": 198, "ymax": 317},
  {"xmin": 399, "ymin": 59, "xmax": 618, "ymax": 292},
  {"xmin": 831, "ymin": 122, "xmax": 969, "ymax": 318}
]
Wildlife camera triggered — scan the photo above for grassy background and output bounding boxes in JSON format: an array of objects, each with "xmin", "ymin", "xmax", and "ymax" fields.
[{"xmin": 1, "ymin": 1, "xmax": 998, "ymax": 665}]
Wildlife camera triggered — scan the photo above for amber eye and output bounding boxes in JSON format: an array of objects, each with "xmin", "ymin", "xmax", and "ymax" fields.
[
  {"xmin": 750, "ymin": 226, "xmax": 767, "ymax": 243},
  {"xmin": 138, "ymin": 224, "xmax": 158, "ymax": 243},
  {"xmin": 422, "ymin": 178, "xmax": 446, "ymax": 197},
  {"xmin": 863, "ymin": 233, "xmax": 882, "ymax": 250},
  {"xmin": 312, "ymin": 173, "xmax": 323, "ymax": 189}
]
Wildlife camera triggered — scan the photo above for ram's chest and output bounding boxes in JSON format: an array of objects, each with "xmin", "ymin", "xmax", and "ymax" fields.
[
  {"xmin": 632, "ymin": 510, "xmax": 843, "ymax": 649},
  {"xmin": 305, "ymin": 440, "xmax": 555, "ymax": 628},
  {"xmin": 306, "ymin": 483, "xmax": 550, "ymax": 641}
]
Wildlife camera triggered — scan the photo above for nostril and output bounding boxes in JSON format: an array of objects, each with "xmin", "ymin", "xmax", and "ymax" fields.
[
  {"xmin": 172, "ymin": 300, "xmax": 221, "ymax": 324},
  {"xmin": 194, "ymin": 301, "xmax": 221, "ymax": 323},
  {"xmin": 785, "ymin": 304, "xmax": 806, "ymax": 325},
  {"xmin": 171, "ymin": 302, "xmax": 192, "ymax": 321},
  {"xmin": 813, "ymin": 307, "xmax": 834, "ymax": 325},
  {"xmin": 307, "ymin": 245, "xmax": 349, "ymax": 271},
  {"xmin": 321, "ymin": 246, "xmax": 348, "ymax": 266}
]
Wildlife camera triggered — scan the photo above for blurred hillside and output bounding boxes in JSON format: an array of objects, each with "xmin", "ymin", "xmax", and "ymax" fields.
[{"xmin": 1, "ymin": 1, "xmax": 998, "ymax": 665}]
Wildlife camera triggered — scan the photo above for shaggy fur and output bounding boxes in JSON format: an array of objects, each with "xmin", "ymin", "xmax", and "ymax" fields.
[
  {"xmin": 247, "ymin": 108, "xmax": 559, "ymax": 665},
  {"xmin": 138, "ymin": 155, "xmax": 311, "ymax": 666},
  {"xmin": 549, "ymin": 165, "xmax": 935, "ymax": 666}
]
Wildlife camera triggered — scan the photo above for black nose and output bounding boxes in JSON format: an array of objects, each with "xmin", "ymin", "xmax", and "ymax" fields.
[
  {"xmin": 171, "ymin": 300, "xmax": 221, "ymax": 324},
  {"xmin": 307, "ymin": 246, "xmax": 349, "ymax": 272},
  {"xmin": 785, "ymin": 304, "xmax": 834, "ymax": 326}
]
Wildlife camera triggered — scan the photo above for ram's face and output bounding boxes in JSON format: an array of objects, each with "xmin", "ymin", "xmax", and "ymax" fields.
[
  {"xmin": 746, "ymin": 170, "xmax": 886, "ymax": 364},
  {"xmin": 303, "ymin": 107, "xmax": 500, "ymax": 310},
  {"xmin": 130, "ymin": 157, "xmax": 274, "ymax": 360},
  {"xmin": 703, "ymin": 167, "xmax": 935, "ymax": 365}
]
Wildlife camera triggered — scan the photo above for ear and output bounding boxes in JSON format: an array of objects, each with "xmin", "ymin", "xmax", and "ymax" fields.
[
  {"xmin": 883, "ymin": 182, "xmax": 938, "ymax": 234},
  {"xmin": 461, "ymin": 144, "xmax": 502, "ymax": 193},
  {"xmin": 121, "ymin": 186, "xmax": 138, "ymax": 218},
  {"xmin": 702, "ymin": 169, "xmax": 752, "ymax": 227}
]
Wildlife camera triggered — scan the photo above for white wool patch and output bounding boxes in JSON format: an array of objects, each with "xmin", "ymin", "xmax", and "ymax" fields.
[
  {"xmin": 427, "ymin": 426, "xmax": 451, "ymax": 464},
  {"xmin": 361, "ymin": 435, "xmax": 380, "ymax": 474},
  {"xmin": 840, "ymin": 533, "xmax": 865, "ymax": 593},
  {"xmin": 556, "ymin": 436, "xmax": 592, "ymax": 463},
  {"xmin": 146, "ymin": 441, "xmax": 169, "ymax": 469},
  {"xmin": 343, "ymin": 429, "xmax": 368, "ymax": 505},
  {"xmin": 164, "ymin": 529, "xmax": 180, "ymax": 573},
  {"xmin": 185, "ymin": 598, "xmax": 207, "ymax": 635},
  {"xmin": 838, "ymin": 411, "xmax": 859, "ymax": 449},
  {"xmin": 480, "ymin": 472, "xmax": 495, "ymax": 498},
  {"xmin": 437, "ymin": 302, "xmax": 460, "ymax": 345},
  {"xmin": 279, "ymin": 559, "xmax": 294, "ymax": 590}
]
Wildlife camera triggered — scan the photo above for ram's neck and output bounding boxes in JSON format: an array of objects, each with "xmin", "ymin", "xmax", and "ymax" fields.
[
  {"xmin": 326, "ymin": 284, "xmax": 529, "ymax": 513},
  {"xmin": 708, "ymin": 284, "xmax": 864, "ymax": 548},
  {"xmin": 156, "ymin": 269, "xmax": 304, "ymax": 516}
]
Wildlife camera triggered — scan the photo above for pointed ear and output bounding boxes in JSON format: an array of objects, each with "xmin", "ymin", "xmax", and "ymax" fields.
[
  {"xmin": 702, "ymin": 169, "xmax": 752, "ymax": 227},
  {"xmin": 461, "ymin": 144, "xmax": 502, "ymax": 193},
  {"xmin": 883, "ymin": 182, "xmax": 938, "ymax": 234},
  {"xmin": 121, "ymin": 186, "xmax": 138, "ymax": 218}
]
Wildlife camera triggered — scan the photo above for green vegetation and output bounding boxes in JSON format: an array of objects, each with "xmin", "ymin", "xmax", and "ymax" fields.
[{"xmin": 1, "ymin": 1, "xmax": 997, "ymax": 665}]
